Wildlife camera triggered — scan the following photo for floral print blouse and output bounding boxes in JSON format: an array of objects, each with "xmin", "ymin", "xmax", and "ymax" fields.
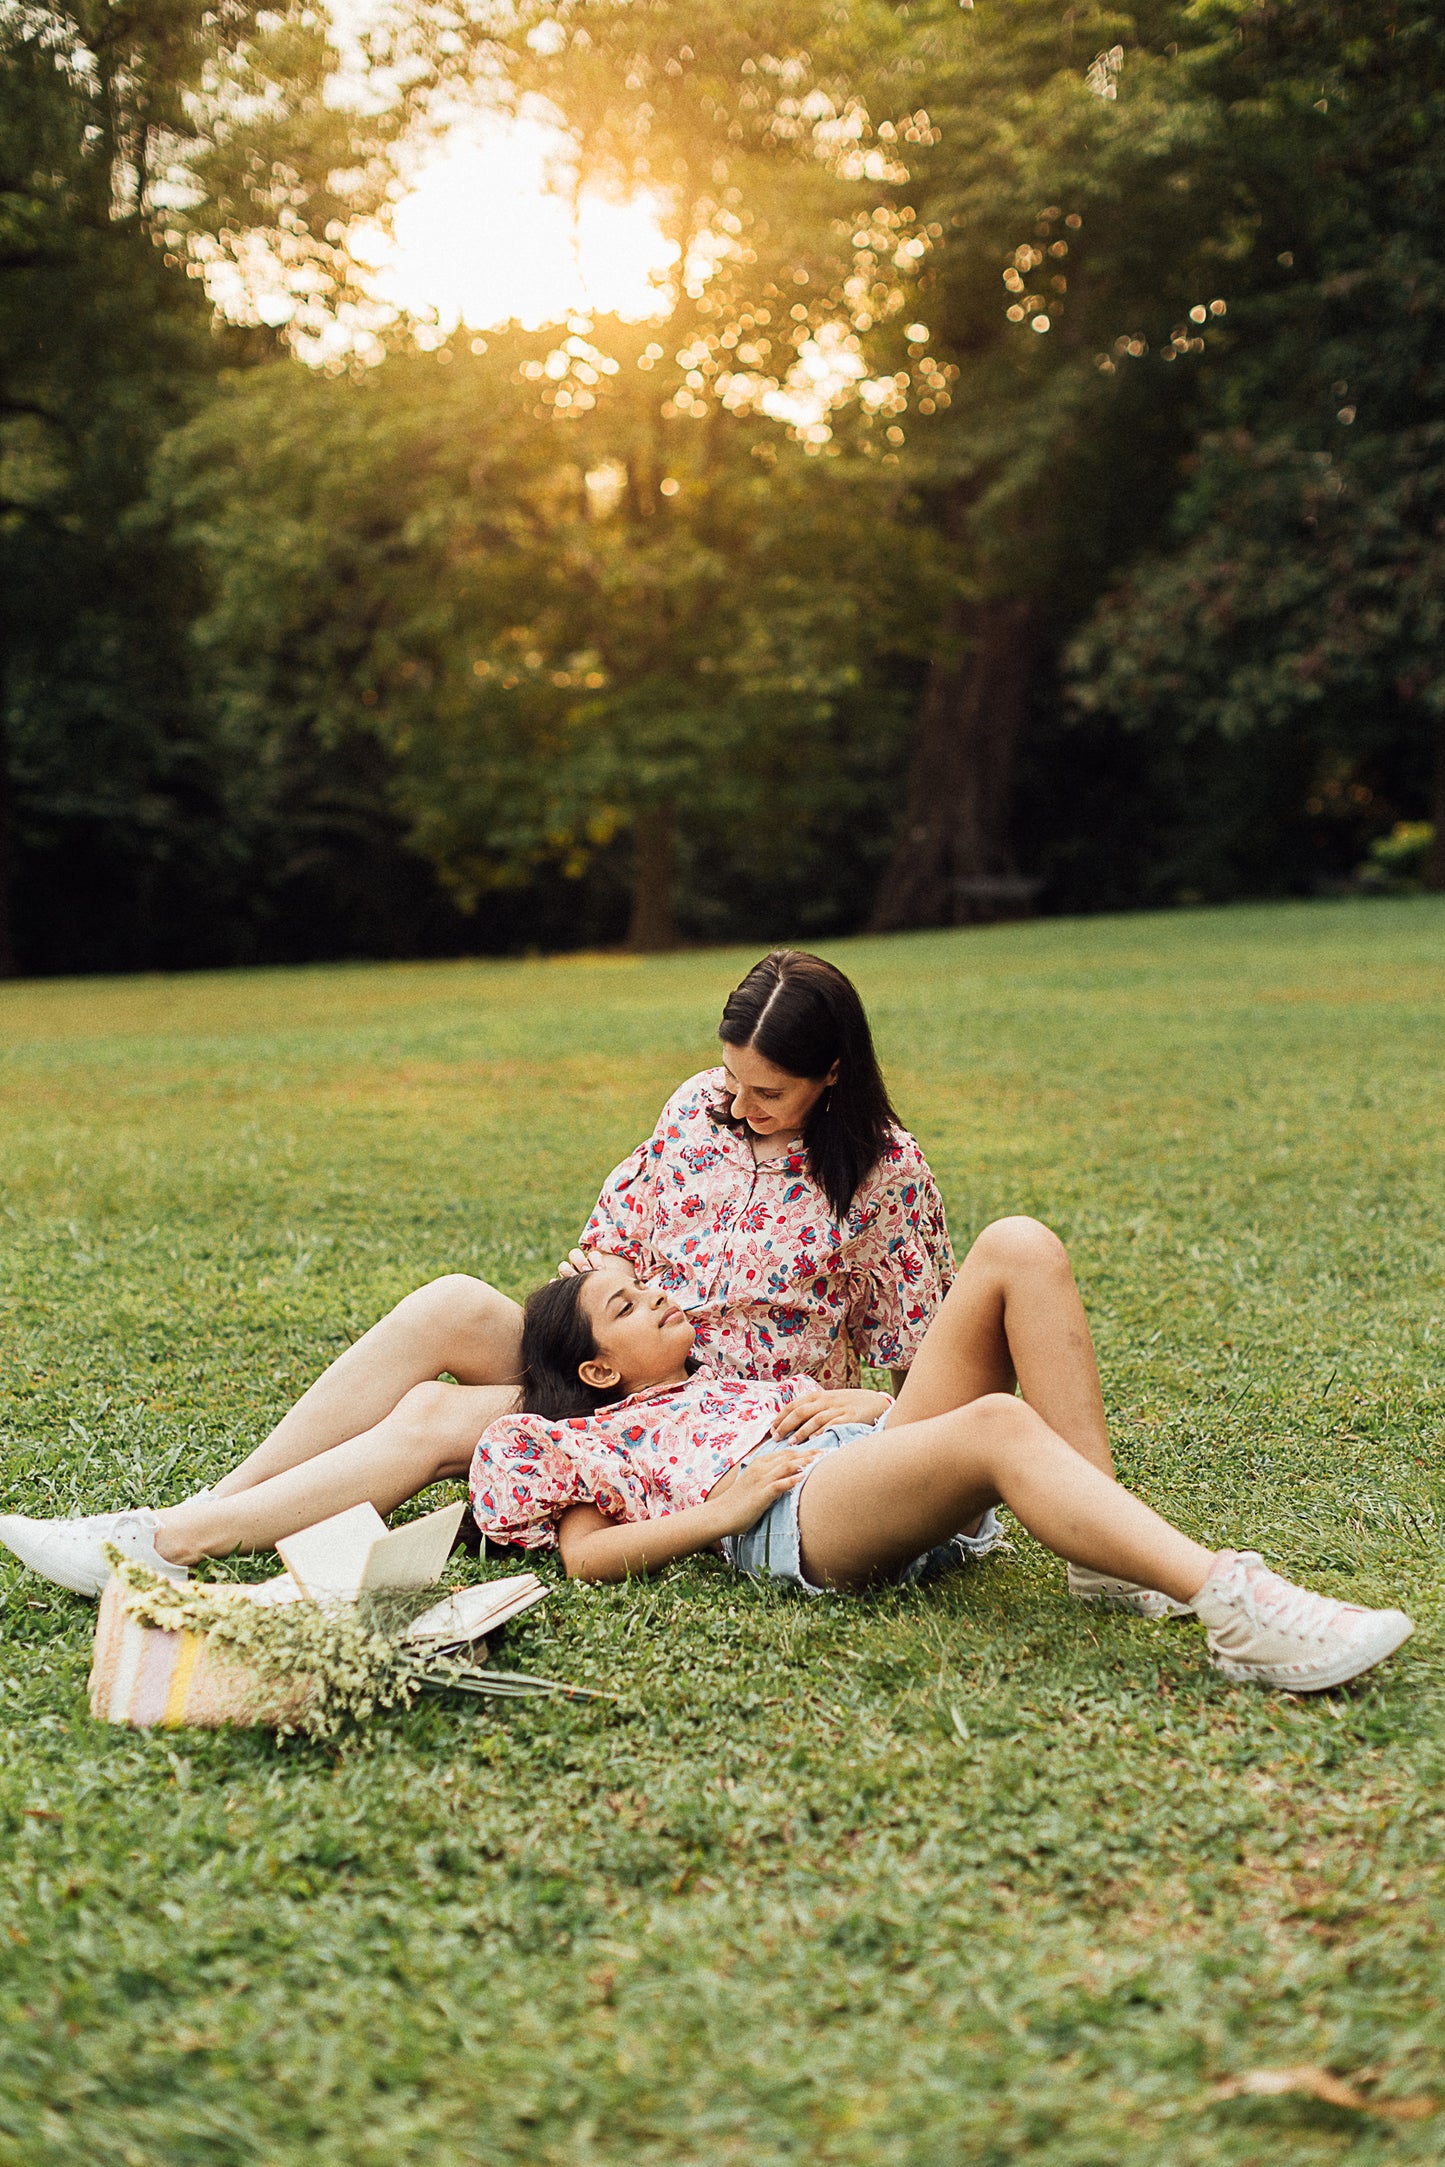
[
  {"xmin": 578, "ymin": 1068, "xmax": 954, "ymax": 1390},
  {"xmin": 469, "ymin": 1371, "xmax": 820, "ymax": 1552}
]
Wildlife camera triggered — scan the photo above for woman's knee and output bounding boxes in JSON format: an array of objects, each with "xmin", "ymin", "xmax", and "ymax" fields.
[
  {"xmin": 393, "ymin": 1379, "xmax": 469, "ymax": 1466},
  {"xmin": 962, "ymin": 1390, "xmax": 1030, "ymax": 1431},
  {"xmin": 940, "ymin": 1391, "xmax": 1034, "ymax": 1461},
  {"xmin": 392, "ymin": 1276, "xmax": 523, "ymax": 1381},
  {"xmin": 967, "ymin": 1215, "xmax": 1071, "ymax": 1278},
  {"xmin": 397, "ymin": 1272, "xmax": 510, "ymax": 1332}
]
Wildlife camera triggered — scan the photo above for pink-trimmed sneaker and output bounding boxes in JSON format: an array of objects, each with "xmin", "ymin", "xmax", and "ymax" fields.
[{"xmin": 1191, "ymin": 1551, "xmax": 1413, "ymax": 1692}]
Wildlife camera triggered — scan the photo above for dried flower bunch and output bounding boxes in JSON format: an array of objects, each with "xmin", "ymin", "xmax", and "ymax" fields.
[{"xmin": 107, "ymin": 1551, "xmax": 592, "ymax": 1741}]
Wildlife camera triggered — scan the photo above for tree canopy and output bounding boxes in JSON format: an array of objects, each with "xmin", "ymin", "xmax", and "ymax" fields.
[{"xmin": 3, "ymin": 0, "xmax": 1441, "ymax": 971}]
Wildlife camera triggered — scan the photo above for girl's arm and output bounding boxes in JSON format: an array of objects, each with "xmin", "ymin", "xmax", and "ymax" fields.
[{"xmin": 556, "ymin": 1445, "xmax": 820, "ymax": 1584}]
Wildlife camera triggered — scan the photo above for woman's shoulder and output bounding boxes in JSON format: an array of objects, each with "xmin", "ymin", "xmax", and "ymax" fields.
[
  {"xmin": 838, "ymin": 1125, "xmax": 945, "ymax": 1239},
  {"xmin": 481, "ymin": 1392, "xmax": 668, "ymax": 1453},
  {"xmin": 862, "ymin": 1123, "xmax": 938, "ymax": 1192},
  {"xmin": 661, "ymin": 1067, "xmax": 725, "ymax": 1119},
  {"xmin": 478, "ymin": 1407, "xmax": 564, "ymax": 1451},
  {"xmin": 646, "ymin": 1068, "xmax": 727, "ymax": 1150}
]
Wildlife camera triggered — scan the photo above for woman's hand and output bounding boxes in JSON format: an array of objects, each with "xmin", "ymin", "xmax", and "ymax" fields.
[
  {"xmin": 705, "ymin": 1445, "xmax": 822, "ymax": 1537},
  {"xmin": 558, "ymin": 1246, "xmax": 607, "ymax": 1278},
  {"xmin": 770, "ymin": 1388, "xmax": 892, "ymax": 1443}
]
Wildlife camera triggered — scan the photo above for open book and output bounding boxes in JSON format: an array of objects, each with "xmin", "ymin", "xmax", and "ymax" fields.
[
  {"xmin": 244, "ymin": 1502, "xmax": 548, "ymax": 1650},
  {"xmin": 276, "ymin": 1499, "xmax": 467, "ymax": 1599},
  {"xmin": 405, "ymin": 1575, "xmax": 548, "ymax": 1650}
]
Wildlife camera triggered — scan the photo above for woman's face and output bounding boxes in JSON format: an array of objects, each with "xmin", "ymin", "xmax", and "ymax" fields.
[
  {"xmin": 577, "ymin": 1259, "xmax": 694, "ymax": 1393},
  {"xmin": 720, "ymin": 1041, "xmax": 837, "ymax": 1141}
]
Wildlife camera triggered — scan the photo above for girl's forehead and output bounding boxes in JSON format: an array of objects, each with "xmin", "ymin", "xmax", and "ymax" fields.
[{"xmin": 582, "ymin": 1260, "xmax": 636, "ymax": 1313}]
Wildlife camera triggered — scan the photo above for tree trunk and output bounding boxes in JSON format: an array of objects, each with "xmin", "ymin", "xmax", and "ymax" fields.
[
  {"xmin": 1425, "ymin": 704, "xmax": 1445, "ymax": 892},
  {"xmin": 627, "ymin": 802, "xmax": 679, "ymax": 950},
  {"xmin": 869, "ymin": 595, "xmax": 1043, "ymax": 931},
  {"xmin": 0, "ymin": 658, "xmax": 15, "ymax": 978}
]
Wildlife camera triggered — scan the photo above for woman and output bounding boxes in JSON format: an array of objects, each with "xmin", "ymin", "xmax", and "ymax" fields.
[
  {"xmin": 1, "ymin": 951, "xmax": 1124, "ymax": 1603},
  {"xmin": 466, "ymin": 1256, "xmax": 1414, "ymax": 1694}
]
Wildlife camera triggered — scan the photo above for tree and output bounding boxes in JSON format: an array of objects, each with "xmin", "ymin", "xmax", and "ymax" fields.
[
  {"xmin": 159, "ymin": 0, "xmax": 950, "ymax": 950},
  {"xmin": 160, "ymin": 329, "xmax": 930, "ymax": 949},
  {"xmin": 500, "ymin": 0, "xmax": 1273, "ymax": 927},
  {"xmin": 483, "ymin": 0, "xmax": 921, "ymax": 941},
  {"xmin": 824, "ymin": 0, "xmax": 1281, "ymax": 927},
  {"xmin": 1067, "ymin": 0, "xmax": 1445, "ymax": 894},
  {"xmin": 0, "ymin": 0, "xmax": 410, "ymax": 972}
]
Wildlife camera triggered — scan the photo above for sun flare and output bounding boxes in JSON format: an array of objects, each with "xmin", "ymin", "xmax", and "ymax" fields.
[{"xmin": 366, "ymin": 116, "xmax": 679, "ymax": 334}]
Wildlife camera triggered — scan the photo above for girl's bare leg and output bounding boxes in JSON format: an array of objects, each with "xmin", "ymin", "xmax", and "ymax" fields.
[
  {"xmin": 153, "ymin": 1379, "xmax": 499, "ymax": 1565},
  {"xmin": 797, "ymin": 1395, "xmax": 1214, "ymax": 1600},
  {"xmin": 891, "ymin": 1218, "xmax": 1112, "ymax": 1475},
  {"xmin": 209, "ymin": 1276, "xmax": 523, "ymax": 1499}
]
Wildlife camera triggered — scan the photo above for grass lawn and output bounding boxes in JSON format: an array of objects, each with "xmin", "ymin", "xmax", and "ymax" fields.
[{"xmin": 1, "ymin": 897, "xmax": 1442, "ymax": 2166}]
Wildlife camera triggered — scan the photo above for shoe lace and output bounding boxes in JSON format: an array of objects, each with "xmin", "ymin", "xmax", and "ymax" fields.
[
  {"xmin": 94, "ymin": 1509, "xmax": 157, "ymax": 1543},
  {"xmin": 1228, "ymin": 1556, "xmax": 1342, "ymax": 1642}
]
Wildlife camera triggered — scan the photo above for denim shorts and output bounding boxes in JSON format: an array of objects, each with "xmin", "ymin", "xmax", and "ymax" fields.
[{"xmin": 718, "ymin": 1420, "xmax": 1002, "ymax": 1596}]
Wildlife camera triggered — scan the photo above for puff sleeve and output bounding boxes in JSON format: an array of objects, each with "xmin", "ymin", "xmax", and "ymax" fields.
[
  {"xmin": 577, "ymin": 1076, "xmax": 706, "ymax": 1272},
  {"xmin": 845, "ymin": 1139, "xmax": 955, "ymax": 1371},
  {"xmin": 468, "ymin": 1414, "xmax": 631, "ymax": 1552},
  {"xmin": 579, "ymin": 1139, "xmax": 659, "ymax": 1275}
]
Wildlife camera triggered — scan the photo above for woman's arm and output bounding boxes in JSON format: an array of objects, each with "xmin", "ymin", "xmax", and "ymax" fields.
[
  {"xmin": 556, "ymin": 1445, "xmax": 821, "ymax": 1583},
  {"xmin": 770, "ymin": 1387, "xmax": 893, "ymax": 1442}
]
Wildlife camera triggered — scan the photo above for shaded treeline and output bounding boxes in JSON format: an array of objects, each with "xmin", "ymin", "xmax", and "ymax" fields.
[{"xmin": 2, "ymin": 0, "xmax": 1441, "ymax": 975}]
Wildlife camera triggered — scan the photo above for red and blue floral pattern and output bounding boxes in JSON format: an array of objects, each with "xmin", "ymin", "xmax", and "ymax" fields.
[
  {"xmin": 469, "ymin": 1371, "xmax": 819, "ymax": 1552},
  {"xmin": 578, "ymin": 1068, "xmax": 954, "ymax": 1391}
]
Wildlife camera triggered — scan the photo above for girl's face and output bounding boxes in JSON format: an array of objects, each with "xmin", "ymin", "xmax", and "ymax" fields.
[
  {"xmin": 721, "ymin": 1041, "xmax": 837, "ymax": 1141},
  {"xmin": 577, "ymin": 1260, "xmax": 694, "ymax": 1394}
]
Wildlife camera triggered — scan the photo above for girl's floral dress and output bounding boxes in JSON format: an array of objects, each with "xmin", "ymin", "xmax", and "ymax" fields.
[
  {"xmin": 578, "ymin": 1068, "xmax": 954, "ymax": 1390},
  {"xmin": 469, "ymin": 1371, "xmax": 821, "ymax": 1552}
]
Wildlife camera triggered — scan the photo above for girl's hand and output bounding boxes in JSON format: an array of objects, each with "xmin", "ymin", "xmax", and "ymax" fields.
[
  {"xmin": 558, "ymin": 1246, "xmax": 607, "ymax": 1278},
  {"xmin": 706, "ymin": 1446, "xmax": 821, "ymax": 1537},
  {"xmin": 770, "ymin": 1388, "xmax": 892, "ymax": 1443}
]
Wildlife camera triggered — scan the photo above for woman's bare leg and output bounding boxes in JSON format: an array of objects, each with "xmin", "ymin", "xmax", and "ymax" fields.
[
  {"xmin": 209, "ymin": 1276, "xmax": 523, "ymax": 1499},
  {"xmin": 798, "ymin": 1395, "xmax": 1214, "ymax": 1599},
  {"xmin": 153, "ymin": 1379, "xmax": 499, "ymax": 1565},
  {"xmin": 891, "ymin": 1218, "xmax": 1112, "ymax": 1475}
]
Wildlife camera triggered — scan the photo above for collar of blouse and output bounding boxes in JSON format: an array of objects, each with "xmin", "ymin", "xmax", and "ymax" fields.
[{"xmin": 706, "ymin": 1105, "xmax": 808, "ymax": 1176}]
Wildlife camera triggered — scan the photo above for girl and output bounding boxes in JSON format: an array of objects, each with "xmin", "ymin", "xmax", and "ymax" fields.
[{"xmin": 468, "ymin": 1255, "xmax": 1414, "ymax": 1694}]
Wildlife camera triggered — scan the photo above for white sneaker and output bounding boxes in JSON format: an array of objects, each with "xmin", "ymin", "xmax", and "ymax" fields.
[
  {"xmin": 0, "ymin": 1509, "xmax": 189, "ymax": 1599},
  {"xmin": 951, "ymin": 1507, "xmax": 1009, "ymax": 1562},
  {"xmin": 1191, "ymin": 1550, "xmax": 1413, "ymax": 1691},
  {"xmin": 1068, "ymin": 1560, "xmax": 1194, "ymax": 1621}
]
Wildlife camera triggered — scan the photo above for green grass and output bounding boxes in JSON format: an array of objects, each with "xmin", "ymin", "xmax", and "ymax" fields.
[{"xmin": 1, "ymin": 898, "xmax": 1442, "ymax": 2166}]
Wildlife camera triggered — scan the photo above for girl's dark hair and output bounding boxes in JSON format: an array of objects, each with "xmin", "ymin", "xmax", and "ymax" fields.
[
  {"xmin": 716, "ymin": 949, "xmax": 899, "ymax": 1223},
  {"xmin": 518, "ymin": 1275, "xmax": 626, "ymax": 1420}
]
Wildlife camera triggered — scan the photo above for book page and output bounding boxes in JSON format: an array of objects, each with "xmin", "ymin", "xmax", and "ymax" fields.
[
  {"xmin": 407, "ymin": 1575, "xmax": 546, "ymax": 1647},
  {"xmin": 277, "ymin": 1502, "xmax": 390, "ymax": 1598},
  {"xmin": 356, "ymin": 1500, "xmax": 467, "ymax": 1592}
]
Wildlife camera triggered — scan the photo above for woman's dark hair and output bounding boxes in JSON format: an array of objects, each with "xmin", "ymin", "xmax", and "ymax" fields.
[
  {"xmin": 716, "ymin": 950, "xmax": 899, "ymax": 1223},
  {"xmin": 518, "ymin": 1275, "xmax": 626, "ymax": 1420}
]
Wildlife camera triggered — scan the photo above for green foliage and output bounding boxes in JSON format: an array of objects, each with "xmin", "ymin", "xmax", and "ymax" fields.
[
  {"xmin": 1367, "ymin": 821, "xmax": 1436, "ymax": 887},
  {"xmin": 0, "ymin": 0, "xmax": 441, "ymax": 974},
  {"xmin": 8, "ymin": 0, "xmax": 1445, "ymax": 966},
  {"xmin": 1065, "ymin": 0, "xmax": 1445, "ymax": 889},
  {"xmin": 1, "ymin": 905, "xmax": 1443, "ymax": 2160},
  {"xmin": 160, "ymin": 335, "xmax": 930, "ymax": 945}
]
